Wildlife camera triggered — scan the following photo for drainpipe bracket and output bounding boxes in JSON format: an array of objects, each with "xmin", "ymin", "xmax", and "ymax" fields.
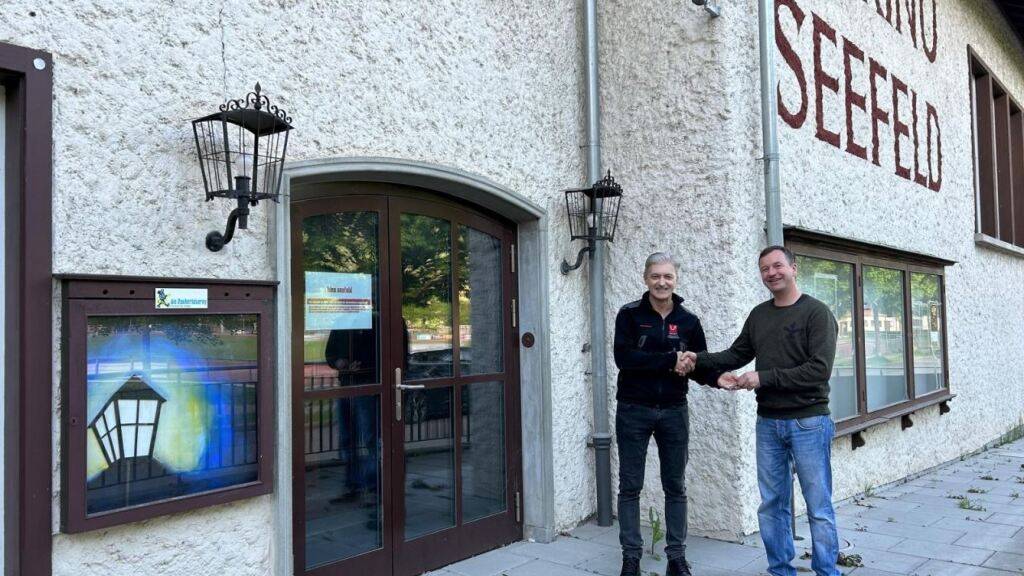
[{"xmin": 588, "ymin": 433, "xmax": 614, "ymax": 448}]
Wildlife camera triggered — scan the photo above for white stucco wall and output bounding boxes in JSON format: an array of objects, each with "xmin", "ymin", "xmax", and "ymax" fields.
[
  {"xmin": 770, "ymin": 0, "xmax": 1024, "ymax": 522},
  {"xmin": 0, "ymin": 1, "xmax": 598, "ymax": 573},
  {"xmin": 4, "ymin": 0, "xmax": 1024, "ymax": 572},
  {"xmin": 597, "ymin": 0, "xmax": 767, "ymax": 539}
]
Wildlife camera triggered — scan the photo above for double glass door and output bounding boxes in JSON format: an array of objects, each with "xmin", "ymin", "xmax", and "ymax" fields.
[{"xmin": 292, "ymin": 193, "xmax": 521, "ymax": 576}]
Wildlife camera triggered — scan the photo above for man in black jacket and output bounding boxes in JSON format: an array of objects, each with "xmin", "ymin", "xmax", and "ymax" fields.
[{"xmin": 614, "ymin": 252, "xmax": 723, "ymax": 576}]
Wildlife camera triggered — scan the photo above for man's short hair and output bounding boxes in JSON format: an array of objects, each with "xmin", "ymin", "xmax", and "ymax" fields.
[
  {"xmin": 644, "ymin": 252, "xmax": 680, "ymax": 275},
  {"xmin": 759, "ymin": 245, "xmax": 796, "ymax": 265}
]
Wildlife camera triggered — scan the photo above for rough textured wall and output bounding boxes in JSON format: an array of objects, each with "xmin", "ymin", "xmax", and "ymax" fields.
[
  {"xmin": 598, "ymin": 0, "xmax": 766, "ymax": 539},
  {"xmin": 773, "ymin": 0, "xmax": 1024, "ymax": 517},
  {"xmin": 0, "ymin": 0, "xmax": 595, "ymax": 572}
]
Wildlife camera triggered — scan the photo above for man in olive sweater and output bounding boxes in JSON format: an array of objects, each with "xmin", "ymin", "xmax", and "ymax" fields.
[{"xmin": 682, "ymin": 245, "xmax": 840, "ymax": 576}]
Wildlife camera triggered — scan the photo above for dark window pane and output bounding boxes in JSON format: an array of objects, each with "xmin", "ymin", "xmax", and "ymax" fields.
[
  {"xmin": 404, "ymin": 387, "xmax": 455, "ymax": 539},
  {"xmin": 863, "ymin": 266, "xmax": 908, "ymax": 411},
  {"xmin": 401, "ymin": 214, "xmax": 453, "ymax": 380},
  {"xmin": 302, "ymin": 212, "xmax": 380, "ymax": 390},
  {"xmin": 458, "ymin": 226, "xmax": 503, "ymax": 376},
  {"xmin": 975, "ymin": 72, "xmax": 998, "ymax": 237},
  {"xmin": 304, "ymin": 396, "xmax": 382, "ymax": 568},
  {"xmin": 911, "ymin": 273, "xmax": 945, "ymax": 396},
  {"xmin": 85, "ymin": 315, "xmax": 259, "ymax": 515},
  {"xmin": 797, "ymin": 255, "xmax": 858, "ymax": 420},
  {"xmin": 461, "ymin": 381, "xmax": 506, "ymax": 522}
]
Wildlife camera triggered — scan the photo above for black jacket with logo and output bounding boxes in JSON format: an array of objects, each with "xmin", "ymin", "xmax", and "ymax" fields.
[{"xmin": 613, "ymin": 292, "xmax": 721, "ymax": 407}]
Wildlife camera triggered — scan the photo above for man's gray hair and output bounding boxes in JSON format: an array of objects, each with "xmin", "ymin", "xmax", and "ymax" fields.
[{"xmin": 644, "ymin": 252, "xmax": 680, "ymax": 275}]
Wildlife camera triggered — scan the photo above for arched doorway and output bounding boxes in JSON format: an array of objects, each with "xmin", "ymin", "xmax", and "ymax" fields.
[{"xmin": 289, "ymin": 181, "xmax": 525, "ymax": 576}]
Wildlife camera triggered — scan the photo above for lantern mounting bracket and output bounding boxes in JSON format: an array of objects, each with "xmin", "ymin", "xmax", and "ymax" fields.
[{"xmin": 561, "ymin": 242, "xmax": 595, "ymax": 274}]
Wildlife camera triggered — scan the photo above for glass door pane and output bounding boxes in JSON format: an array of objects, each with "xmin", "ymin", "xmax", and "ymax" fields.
[
  {"xmin": 458, "ymin": 226, "xmax": 503, "ymax": 375},
  {"xmin": 461, "ymin": 381, "xmax": 506, "ymax": 522},
  {"xmin": 398, "ymin": 213, "xmax": 456, "ymax": 540},
  {"xmin": 301, "ymin": 210, "xmax": 384, "ymax": 569}
]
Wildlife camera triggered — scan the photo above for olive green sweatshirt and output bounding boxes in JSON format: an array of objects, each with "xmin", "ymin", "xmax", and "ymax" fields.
[{"xmin": 696, "ymin": 294, "xmax": 838, "ymax": 419}]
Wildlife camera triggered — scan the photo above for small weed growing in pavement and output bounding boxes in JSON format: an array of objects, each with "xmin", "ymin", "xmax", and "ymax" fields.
[
  {"xmin": 862, "ymin": 484, "xmax": 876, "ymax": 498},
  {"xmin": 1014, "ymin": 476, "xmax": 1024, "ymax": 484},
  {"xmin": 1012, "ymin": 492, "xmax": 1020, "ymax": 498},
  {"xmin": 647, "ymin": 506, "xmax": 664, "ymax": 560},
  {"xmin": 967, "ymin": 487, "xmax": 989, "ymax": 494},
  {"xmin": 947, "ymin": 494, "xmax": 965, "ymax": 499},
  {"xmin": 980, "ymin": 475, "xmax": 998, "ymax": 481},
  {"xmin": 958, "ymin": 498, "xmax": 986, "ymax": 511}
]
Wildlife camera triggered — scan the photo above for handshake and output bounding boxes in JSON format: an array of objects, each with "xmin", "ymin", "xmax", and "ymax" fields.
[{"xmin": 673, "ymin": 351, "xmax": 759, "ymax": 391}]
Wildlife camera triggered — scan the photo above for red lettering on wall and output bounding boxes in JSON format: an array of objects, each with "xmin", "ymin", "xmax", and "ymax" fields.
[
  {"xmin": 875, "ymin": 0, "xmax": 892, "ymax": 23},
  {"xmin": 927, "ymin": 102, "xmax": 942, "ymax": 191},
  {"xmin": 813, "ymin": 13, "xmax": 841, "ymax": 148},
  {"xmin": 843, "ymin": 38, "xmax": 868, "ymax": 160},
  {"xmin": 869, "ymin": 58, "xmax": 889, "ymax": 167},
  {"xmin": 921, "ymin": 0, "xmax": 937, "ymax": 63},
  {"xmin": 898, "ymin": 0, "xmax": 918, "ymax": 47},
  {"xmin": 911, "ymin": 91, "xmax": 928, "ymax": 186},
  {"xmin": 891, "ymin": 74, "xmax": 911, "ymax": 180},
  {"xmin": 776, "ymin": 0, "xmax": 808, "ymax": 129}
]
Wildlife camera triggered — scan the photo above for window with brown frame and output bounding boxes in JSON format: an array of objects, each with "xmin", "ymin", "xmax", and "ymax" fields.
[
  {"xmin": 972, "ymin": 52, "xmax": 1024, "ymax": 248},
  {"xmin": 60, "ymin": 277, "xmax": 276, "ymax": 532},
  {"xmin": 786, "ymin": 232, "xmax": 953, "ymax": 437}
]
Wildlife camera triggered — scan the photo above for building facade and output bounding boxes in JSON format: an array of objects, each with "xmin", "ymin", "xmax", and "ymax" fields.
[{"xmin": 0, "ymin": 0, "xmax": 1022, "ymax": 575}]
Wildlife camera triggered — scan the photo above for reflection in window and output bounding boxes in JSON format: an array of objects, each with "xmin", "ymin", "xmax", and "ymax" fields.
[
  {"xmin": 911, "ymin": 273, "xmax": 945, "ymax": 396},
  {"xmin": 402, "ymin": 214, "xmax": 453, "ymax": 380},
  {"xmin": 85, "ymin": 315, "xmax": 259, "ymax": 515},
  {"xmin": 458, "ymin": 226, "xmax": 503, "ymax": 376},
  {"xmin": 302, "ymin": 212, "xmax": 380, "ymax": 390},
  {"xmin": 404, "ymin": 387, "xmax": 455, "ymax": 540},
  {"xmin": 863, "ymin": 266, "xmax": 908, "ymax": 411},
  {"xmin": 461, "ymin": 381, "xmax": 506, "ymax": 521},
  {"xmin": 304, "ymin": 396, "xmax": 381, "ymax": 568},
  {"xmin": 798, "ymin": 255, "xmax": 857, "ymax": 420}
]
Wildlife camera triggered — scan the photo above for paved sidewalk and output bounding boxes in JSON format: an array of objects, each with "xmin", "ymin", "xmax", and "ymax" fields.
[{"xmin": 427, "ymin": 437, "xmax": 1024, "ymax": 575}]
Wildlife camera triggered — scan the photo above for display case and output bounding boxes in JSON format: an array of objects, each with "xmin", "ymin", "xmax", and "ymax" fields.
[{"xmin": 60, "ymin": 276, "xmax": 276, "ymax": 532}]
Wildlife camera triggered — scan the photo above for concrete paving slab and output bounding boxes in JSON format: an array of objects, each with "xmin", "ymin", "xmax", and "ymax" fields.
[
  {"xmin": 504, "ymin": 559, "xmax": 597, "ymax": 576},
  {"xmin": 887, "ymin": 538, "xmax": 995, "ymax": 565},
  {"xmin": 508, "ymin": 536, "xmax": 611, "ymax": 567},
  {"xmin": 908, "ymin": 559, "xmax": 1018, "ymax": 575},
  {"xmin": 446, "ymin": 550, "xmax": 533, "ymax": 576},
  {"xmin": 982, "ymin": 551, "xmax": 1024, "ymax": 573}
]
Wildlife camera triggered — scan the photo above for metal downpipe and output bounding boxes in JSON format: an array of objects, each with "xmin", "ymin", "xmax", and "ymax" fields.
[
  {"xmin": 584, "ymin": 0, "xmax": 614, "ymax": 527},
  {"xmin": 759, "ymin": 0, "xmax": 784, "ymax": 245}
]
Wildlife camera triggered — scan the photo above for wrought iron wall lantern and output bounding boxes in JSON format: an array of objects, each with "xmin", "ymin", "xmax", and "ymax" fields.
[
  {"xmin": 561, "ymin": 170, "xmax": 623, "ymax": 274},
  {"xmin": 193, "ymin": 83, "xmax": 292, "ymax": 252}
]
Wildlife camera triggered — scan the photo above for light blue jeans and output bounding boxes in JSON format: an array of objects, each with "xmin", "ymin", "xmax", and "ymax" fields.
[{"xmin": 756, "ymin": 415, "xmax": 841, "ymax": 576}]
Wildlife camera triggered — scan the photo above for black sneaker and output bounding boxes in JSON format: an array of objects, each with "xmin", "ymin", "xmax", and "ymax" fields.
[
  {"xmin": 666, "ymin": 557, "xmax": 692, "ymax": 576},
  {"xmin": 620, "ymin": 556, "xmax": 640, "ymax": 576}
]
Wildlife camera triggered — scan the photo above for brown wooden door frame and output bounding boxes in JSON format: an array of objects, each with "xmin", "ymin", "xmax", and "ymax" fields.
[
  {"xmin": 291, "ymin": 188, "xmax": 522, "ymax": 576},
  {"xmin": 291, "ymin": 195, "xmax": 395, "ymax": 576},
  {"xmin": 0, "ymin": 41, "xmax": 53, "ymax": 576}
]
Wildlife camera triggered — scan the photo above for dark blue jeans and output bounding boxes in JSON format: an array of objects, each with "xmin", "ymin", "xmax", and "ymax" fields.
[{"xmin": 616, "ymin": 402, "xmax": 689, "ymax": 561}]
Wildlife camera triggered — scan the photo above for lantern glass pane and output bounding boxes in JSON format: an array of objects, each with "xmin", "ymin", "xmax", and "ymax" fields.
[
  {"xmin": 136, "ymin": 425, "xmax": 154, "ymax": 458},
  {"xmin": 138, "ymin": 400, "xmax": 158, "ymax": 424},
  {"xmin": 95, "ymin": 416, "xmax": 107, "ymax": 436},
  {"xmin": 85, "ymin": 314, "xmax": 260, "ymax": 516},
  {"xmin": 122, "ymin": 425, "xmax": 138, "ymax": 458},
  {"xmin": 118, "ymin": 400, "xmax": 138, "ymax": 424}
]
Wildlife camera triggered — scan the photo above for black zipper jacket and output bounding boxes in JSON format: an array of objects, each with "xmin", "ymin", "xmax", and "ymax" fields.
[{"xmin": 613, "ymin": 292, "xmax": 720, "ymax": 407}]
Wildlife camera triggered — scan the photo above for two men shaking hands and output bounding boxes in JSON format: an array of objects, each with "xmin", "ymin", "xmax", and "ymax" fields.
[{"xmin": 671, "ymin": 350, "xmax": 758, "ymax": 390}]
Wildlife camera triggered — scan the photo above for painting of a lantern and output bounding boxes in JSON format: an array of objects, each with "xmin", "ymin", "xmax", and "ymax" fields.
[{"xmin": 89, "ymin": 375, "xmax": 166, "ymax": 468}]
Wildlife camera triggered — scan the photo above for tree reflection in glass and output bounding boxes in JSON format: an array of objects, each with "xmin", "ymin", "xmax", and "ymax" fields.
[
  {"xmin": 863, "ymin": 266, "xmax": 907, "ymax": 410},
  {"xmin": 911, "ymin": 273, "xmax": 945, "ymax": 396},
  {"xmin": 797, "ymin": 255, "xmax": 857, "ymax": 420}
]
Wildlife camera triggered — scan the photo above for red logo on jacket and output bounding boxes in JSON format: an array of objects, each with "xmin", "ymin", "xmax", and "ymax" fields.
[{"xmin": 668, "ymin": 324, "xmax": 679, "ymax": 338}]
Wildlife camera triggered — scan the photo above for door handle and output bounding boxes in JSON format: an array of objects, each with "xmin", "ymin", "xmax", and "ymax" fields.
[{"xmin": 395, "ymin": 367, "xmax": 425, "ymax": 421}]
